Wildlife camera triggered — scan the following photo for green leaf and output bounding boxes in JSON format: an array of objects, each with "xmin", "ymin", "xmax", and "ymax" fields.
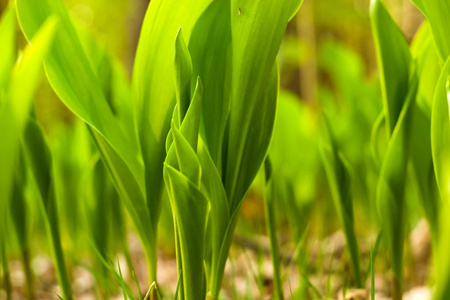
[
  {"xmin": 263, "ymin": 158, "xmax": 284, "ymax": 299},
  {"xmin": 10, "ymin": 151, "xmax": 28, "ymax": 254},
  {"xmin": 197, "ymin": 139, "xmax": 229, "ymax": 290},
  {"xmin": 132, "ymin": 0, "xmax": 213, "ymax": 231},
  {"xmin": 320, "ymin": 118, "xmax": 362, "ymax": 288},
  {"xmin": 188, "ymin": 0, "xmax": 232, "ymax": 166},
  {"xmin": 431, "ymin": 57, "xmax": 450, "ymax": 202},
  {"xmin": 164, "ymin": 64, "xmax": 207, "ymax": 299},
  {"xmin": 370, "ymin": 0, "xmax": 411, "ymax": 136},
  {"xmin": 171, "ymin": 125, "xmax": 201, "ymax": 188},
  {"xmin": 164, "ymin": 165, "xmax": 209, "ymax": 300},
  {"xmin": 372, "ymin": 2, "xmax": 419, "ymax": 294},
  {"xmin": 376, "ymin": 71, "xmax": 418, "ymax": 287},
  {"xmin": 370, "ymin": 112, "xmax": 388, "ymax": 168},
  {"xmin": 225, "ymin": 0, "xmax": 302, "ymax": 210},
  {"xmin": 179, "ymin": 77, "xmax": 203, "ymax": 151},
  {"xmin": 14, "ymin": 0, "xmax": 158, "ymax": 279},
  {"xmin": 0, "ymin": 18, "xmax": 55, "ymax": 298},
  {"xmin": 75, "ymin": 22, "xmax": 134, "ymax": 136},
  {"xmin": 409, "ymin": 21, "xmax": 441, "ymax": 243},
  {"xmin": 88, "ymin": 127, "xmax": 155, "ymax": 255},
  {"xmin": 208, "ymin": 201, "xmax": 243, "ymax": 298},
  {"xmin": 166, "ymin": 77, "xmax": 203, "ymax": 172},
  {"xmin": 410, "ymin": 105, "xmax": 439, "ymax": 240},
  {"xmin": 410, "ymin": 22, "xmax": 441, "ymax": 114},
  {"xmin": 0, "ymin": 5, "xmax": 16, "ymax": 92},
  {"xmin": 174, "ymin": 28, "xmax": 193, "ymax": 123},
  {"xmin": 208, "ymin": 1, "xmax": 303, "ymax": 297},
  {"xmin": 22, "ymin": 119, "xmax": 73, "ymax": 299},
  {"xmin": 225, "ymin": 62, "xmax": 279, "ymax": 210},
  {"xmin": 15, "ymin": 0, "xmax": 141, "ymax": 179},
  {"xmin": 414, "ymin": 0, "xmax": 450, "ymax": 61},
  {"xmin": 0, "ymin": 15, "xmax": 56, "ymax": 211}
]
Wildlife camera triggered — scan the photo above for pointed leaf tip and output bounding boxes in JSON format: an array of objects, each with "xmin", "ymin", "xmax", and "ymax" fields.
[{"xmin": 174, "ymin": 27, "xmax": 193, "ymax": 122}]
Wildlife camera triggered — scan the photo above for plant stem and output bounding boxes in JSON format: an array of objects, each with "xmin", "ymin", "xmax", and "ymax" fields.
[
  {"xmin": 143, "ymin": 234, "xmax": 158, "ymax": 300},
  {"xmin": 208, "ymin": 210, "xmax": 241, "ymax": 299},
  {"xmin": 1, "ymin": 242, "xmax": 12, "ymax": 300},
  {"xmin": 264, "ymin": 178, "xmax": 284, "ymax": 300},
  {"xmin": 46, "ymin": 189, "xmax": 73, "ymax": 300},
  {"xmin": 22, "ymin": 249, "xmax": 34, "ymax": 300},
  {"xmin": 391, "ymin": 276, "xmax": 402, "ymax": 300}
]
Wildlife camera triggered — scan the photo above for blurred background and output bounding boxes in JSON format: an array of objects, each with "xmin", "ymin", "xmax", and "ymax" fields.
[{"xmin": 0, "ymin": 0, "xmax": 424, "ymax": 134}]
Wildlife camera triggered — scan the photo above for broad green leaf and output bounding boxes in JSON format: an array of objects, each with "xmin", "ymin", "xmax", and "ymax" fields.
[
  {"xmin": 189, "ymin": 0, "xmax": 232, "ymax": 166},
  {"xmin": 320, "ymin": 118, "xmax": 362, "ymax": 288},
  {"xmin": 371, "ymin": 0, "xmax": 411, "ymax": 136},
  {"xmin": 226, "ymin": 62, "xmax": 279, "ymax": 210},
  {"xmin": 88, "ymin": 127, "xmax": 154, "ymax": 252},
  {"xmin": 225, "ymin": 0, "xmax": 302, "ymax": 210},
  {"xmin": 376, "ymin": 72, "xmax": 418, "ymax": 288},
  {"xmin": 14, "ymin": 1, "xmax": 157, "ymax": 279},
  {"xmin": 164, "ymin": 166, "xmax": 209, "ymax": 300},
  {"xmin": 132, "ymin": 0, "xmax": 213, "ymax": 226},
  {"xmin": 15, "ymin": 0, "xmax": 141, "ymax": 178},
  {"xmin": 414, "ymin": 0, "xmax": 450, "ymax": 61},
  {"xmin": 0, "ymin": 5, "xmax": 15, "ymax": 92},
  {"xmin": 208, "ymin": 1, "xmax": 303, "ymax": 297},
  {"xmin": 75, "ymin": 22, "xmax": 134, "ymax": 137},
  {"xmin": 409, "ymin": 21, "xmax": 441, "ymax": 242},
  {"xmin": 0, "ymin": 16, "xmax": 56, "ymax": 211},
  {"xmin": 410, "ymin": 22, "xmax": 441, "ymax": 114},
  {"xmin": 431, "ymin": 57, "xmax": 450, "ymax": 202}
]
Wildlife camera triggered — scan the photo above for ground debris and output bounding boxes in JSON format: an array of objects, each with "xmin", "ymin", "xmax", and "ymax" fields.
[
  {"xmin": 403, "ymin": 286, "xmax": 432, "ymax": 300},
  {"xmin": 338, "ymin": 289, "xmax": 368, "ymax": 300}
]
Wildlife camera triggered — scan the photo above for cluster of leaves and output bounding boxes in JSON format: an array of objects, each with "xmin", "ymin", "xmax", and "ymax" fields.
[
  {"xmin": 2, "ymin": 0, "xmax": 303, "ymax": 299},
  {"xmin": 316, "ymin": 0, "xmax": 450, "ymax": 299}
]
